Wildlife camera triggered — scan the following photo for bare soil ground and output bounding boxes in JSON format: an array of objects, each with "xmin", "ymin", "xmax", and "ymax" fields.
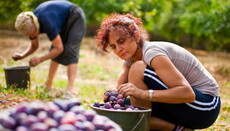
[{"xmin": 0, "ymin": 30, "xmax": 230, "ymax": 130}]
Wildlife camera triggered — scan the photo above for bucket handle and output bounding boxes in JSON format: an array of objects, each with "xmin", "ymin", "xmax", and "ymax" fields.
[{"xmin": 130, "ymin": 113, "xmax": 145, "ymax": 131}]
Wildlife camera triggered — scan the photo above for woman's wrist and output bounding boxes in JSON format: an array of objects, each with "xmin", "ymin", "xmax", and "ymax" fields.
[{"xmin": 148, "ymin": 89, "xmax": 154, "ymax": 101}]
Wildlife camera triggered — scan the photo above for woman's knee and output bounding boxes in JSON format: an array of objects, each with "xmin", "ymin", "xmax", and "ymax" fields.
[{"xmin": 129, "ymin": 61, "xmax": 147, "ymax": 79}]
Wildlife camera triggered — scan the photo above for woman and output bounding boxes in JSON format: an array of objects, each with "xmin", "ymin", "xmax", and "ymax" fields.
[{"xmin": 95, "ymin": 13, "xmax": 220, "ymax": 131}]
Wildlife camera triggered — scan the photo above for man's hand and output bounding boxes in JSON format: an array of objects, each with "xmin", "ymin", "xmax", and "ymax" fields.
[
  {"xmin": 12, "ymin": 53, "xmax": 24, "ymax": 61},
  {"xmin": 29, "ymin": 57, "xmax": 42, "ymax": 67}
]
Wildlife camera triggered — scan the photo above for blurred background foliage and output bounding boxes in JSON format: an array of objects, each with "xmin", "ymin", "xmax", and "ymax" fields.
[{"xmin": 0, "ymin": 0, "xmax": 230, "ymax": 52}]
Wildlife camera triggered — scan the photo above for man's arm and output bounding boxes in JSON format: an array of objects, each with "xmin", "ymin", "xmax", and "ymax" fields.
[
  {"xmin": 41, "ymin": 34, "xmax": 63, "ymax": 61},
  {"xmin": 12, "ymin": 38, "xmax": 39, "ymax": 61},
  {"xmin": 29, "ymin": 35, "xmax": 63, "ymax": 66}
]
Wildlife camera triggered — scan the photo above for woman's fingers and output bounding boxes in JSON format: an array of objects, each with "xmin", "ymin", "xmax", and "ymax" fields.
[{"xmin": 117, "ymin": 83, "xmax": 136, "ymax": 98}]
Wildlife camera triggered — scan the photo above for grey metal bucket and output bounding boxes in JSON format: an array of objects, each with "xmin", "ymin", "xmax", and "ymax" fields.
[
  {"xmin": 4, "ymin": 66, "xmax": 30, "ymax": 89},
  {"xmin": 91, "ymin": 105, "xmax": 152, "ymax": 131}
]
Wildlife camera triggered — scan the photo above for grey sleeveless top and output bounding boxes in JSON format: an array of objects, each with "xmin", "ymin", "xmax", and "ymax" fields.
[{"xmin": 140, "ymin": 41, "xmax": 220, "ymax": 96}]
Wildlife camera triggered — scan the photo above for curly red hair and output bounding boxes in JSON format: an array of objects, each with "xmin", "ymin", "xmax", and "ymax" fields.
[{"xmin": 95, "ymin": 13, "xmax": 149, "ymax": 52}]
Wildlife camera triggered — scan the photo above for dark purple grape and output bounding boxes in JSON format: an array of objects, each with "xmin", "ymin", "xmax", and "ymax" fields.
[
  {"xmin": 117, "ymin": 94, "xmax": 123, "ymax": 99},
  {"xmin": 30, "ymin": 122, "xmax": 48, "ymax": 131},
  {"xmin": 37, "ymin": 111, "xmax": 48, "ymax": 122},
  {"xmin": 110, "ymin": 92, "xmax": 118, "ymax": 97},
  {"xmin": 74, "ymin": 121, "xmax": 83, "ymax": 130},
  {"xmin": 44, "ymin": 118, "xmax": 58, "ymax": 129},
  {"xmin": 104, "ymin": 103, "xmax": 112, "ymax": 109},
  {"xmin": 120, "ymin": 106, "xmax": 126, "ymax": 110},
  {"xmin": 26, "ymin": 102, "xmax": 45, "ymax": 116},
  {"xmin": 53, "ymin": 99, "xmax": 68, "ymax": 111},
  {"xmin": 1, "ymin": 117, "xmax": 16, "ymax": 130},
  {"xmin": 15, "ymin": 104, "xmax": 28, "ymax": 114},
  {"xmin": 66, "ymin": 98, "xmax": 81, "ymax": 110},
  {"xmin": 126, "ymin": 105, "xmax": 135, "ymax": 110},
  {"xmin": 69, "ymin": 106, "xmax": 85, "ymax": 114},
  {"xmin": 49, "ymin": 128, "xmax": 58, "ymax": 131},
  {"xmin": 109, "ymin": 96, "xmax": 117, "ymax": 102},
  {"xmin": 93, "ymin": 102, "xmax": 100, "ymax": 107},
  {"xmin": 21, "ymin": 115, "xmax": 39, "ymax": 127},
  {"xmin": 107, "ymin": 128, "xmax": 117, "ymax": 131},
  {"xmin": 104, "ymin": 121, "xmax": 117, "ymax": 130},
  {"xmin": 81, "ymin": 121, "xmax": 95, "ymax": 131},
  {"xmin": 83, "ymin": 110, "xmax": 96, "ymax": 121},
  {"xmin": 126, "ymin": 108, "xmax": 133, "ymax": 111},
  {"xmin": 57, "ymin": 124, "xmax": 77, "ymax": 131},
  {"xmin": 60, "ymin": 112, "xmax": 76, "ymax": 125},
  {"xmin": 74, "ymin": 114, "xmax": 87, "ymax": 122},
  {"xmin": 104, "ymin": 92, "xmax": 112, "ymax": 97},
  {"xmin": 0, "ymin": 117, "xmax": 4, "ymax": 124},
  {"xmin": 116, "ymin": 99, "xmax": 124, "ymax": 105},
  {"xmin": 9, "ymin": 104, "xmax": 28, "ymax": 118},
  {"xmin": 15, "ymin": 126, "xmax": 29, "ymax": 131},
  {"xmin": 113, "ymin": 104, "xmax": 121, "ymax": 110},
  {"xmin": 45, "ymin": 102, "xmax": 60, "ymax": 117},
  {"xmin": 52, "ymin": 110, "xmax": 65, "ymax": 123},
  {"xmin": 92, "ymin": 116, "xmax": 105, "ymax": 130},
  {"xmin": 14, "ymin": 112, "xmax": 27, "ymax": 125}
]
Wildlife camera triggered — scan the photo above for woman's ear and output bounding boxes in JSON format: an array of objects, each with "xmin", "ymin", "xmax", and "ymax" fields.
[{"xmin": 134, "ymin": 31, "xmax": 140, "ymax": 43}]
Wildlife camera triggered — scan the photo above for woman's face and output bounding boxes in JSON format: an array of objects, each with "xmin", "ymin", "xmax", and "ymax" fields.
[{"xmin": 108, "ymin": 30, "xmax": 138, "ymax": 61}]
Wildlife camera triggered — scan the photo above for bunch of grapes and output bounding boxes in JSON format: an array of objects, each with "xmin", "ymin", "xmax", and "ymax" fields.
[
  {"xmin": 0, "ymin": 98, "xmax": 121, "ymax": 131},
  {"xmin": 93, "ymin": 91, "xmax": 139, "ymax": 111}
]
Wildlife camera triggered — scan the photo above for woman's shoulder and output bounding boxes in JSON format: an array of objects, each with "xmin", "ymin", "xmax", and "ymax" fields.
[
  {"xmin": 144, "ymin": 41, "xmax": 176, "ymax": 46},
  {"xmin": 143, "ymin": 41, "xmax": 185, "ymax": 52},
  {"xmin": 143, "ymin": 41, "xmax": 168, "ymax": 51}
]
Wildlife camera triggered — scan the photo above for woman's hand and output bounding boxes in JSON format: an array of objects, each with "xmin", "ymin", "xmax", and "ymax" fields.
[{"xmin": 117, "ymin": 83, "xmax": 145, "ymax": 100}]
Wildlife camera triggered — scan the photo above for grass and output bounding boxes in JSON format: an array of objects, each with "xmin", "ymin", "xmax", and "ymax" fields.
[{"xmin": 0, "ymin": 33, "xmax": 230, "ymax": 130}]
